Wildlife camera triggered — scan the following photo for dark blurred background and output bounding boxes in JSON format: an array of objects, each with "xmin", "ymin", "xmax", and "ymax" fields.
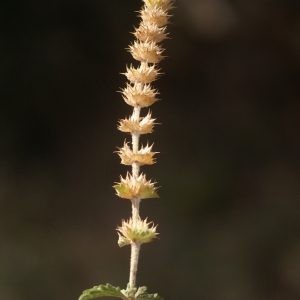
[{"xmin": 1, "ymin": 0, "xmax": 300, "ymax": 299}]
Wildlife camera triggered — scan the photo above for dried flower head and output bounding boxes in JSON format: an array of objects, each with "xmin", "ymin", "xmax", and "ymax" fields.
[
  {"xmin": 140, "ymin": 6, "xmax": 171, "ymax": 27},
  {"xmin": 118, "ymin": 111, "xmax": 157, "ymax": 135},
  {"xmin": 143, "ymin": 0, "xmax": 174, "ymax": 11},
  {"xmin": 117, "ymin": 217, "xmax": 159, "ymax": 246},
  {"xmin": 128, "ymin": 40, "xmax": 164, "ymax": 64},
  {"xmin": 120, "ymin": 82, "xmax": 159, "ymax": 108},
  {"xmin": 134, "ymin": 22, "xmax": 167, "ymax": 43},
  {"xmin": 113, "ymin": 173, "xmax": 159, "ymax": 200},
  {"xmin": 123, "ymin": 62, "xmax": 161, "ymax": 84},
  {"xmin": 117, "ymin": 141, "xmax": 157, "ymax": 166}
]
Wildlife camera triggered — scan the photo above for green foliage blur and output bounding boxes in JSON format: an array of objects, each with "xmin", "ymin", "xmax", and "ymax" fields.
[{"xmin": 1, "ymin": 1, "xmax": 300, "ymax": 300}]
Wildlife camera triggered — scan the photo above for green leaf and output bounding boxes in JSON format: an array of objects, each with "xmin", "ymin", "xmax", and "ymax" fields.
[
  {"xmin": 135, "ymin": 286, "xmax": 147, "ymax": 298},
  {"xmin": 139, "ymin": 186, "xmax": 159, "ymax": 199},
  {"xmin": 113, "ymin": 184, "xmax": 131, "ymax": 200},
  {"xmin": 79, "ymin": 284, "xmax": 128, "ymax": 300},
  {"xmin": 117, "ymin": 233, "xmax": 130, "ymax": 247},
  {"xmin": 133, "ymin": 286, "xmax": 163, "ymax": 300},
  {"xmin": 137, "ymin": 293, "xmax": 163, "ymax": 300}
]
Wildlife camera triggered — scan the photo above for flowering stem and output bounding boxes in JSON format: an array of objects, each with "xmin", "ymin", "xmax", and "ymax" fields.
[
  {"xmin": 114, "ymin": 0, "xmax": 174, "ymax": 293},
  {"xmin": 79, "ymin": 1, "xmax": 173, "ymax": 299}
]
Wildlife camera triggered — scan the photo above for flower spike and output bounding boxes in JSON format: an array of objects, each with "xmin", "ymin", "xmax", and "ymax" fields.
[{"xmin": 79, "ymin": 1, "xmax": 173, "ymax": 300}]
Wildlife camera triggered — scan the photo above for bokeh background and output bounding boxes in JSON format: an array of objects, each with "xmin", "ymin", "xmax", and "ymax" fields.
[{"xmin": 1, "ymin": 0, "xmax": 300, "ymax": 299}]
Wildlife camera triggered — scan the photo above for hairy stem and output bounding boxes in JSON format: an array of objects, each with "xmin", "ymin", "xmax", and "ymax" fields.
[
  {"xmin": 129, "ymin": 104, "xmax": 142, "ymax": 288},
  {"xmin": 132, "ymin": 106, "xmax": 141, "ymax": 155},
  {"xmin": 129, "ymin": 240, "xmax": 141, "ymax": 289},
  {"xmin": 131, "ymin": 197, "xmax": 140, "ymax": 226},
  {"xmin": 129, "ymin": 196, "xmax": 141, "ymax": 289}
]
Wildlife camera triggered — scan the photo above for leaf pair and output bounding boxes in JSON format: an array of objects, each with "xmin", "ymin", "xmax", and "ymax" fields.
[{"xmin": 79, "ymin": 284, "xmax": 163, "ymax": 300}]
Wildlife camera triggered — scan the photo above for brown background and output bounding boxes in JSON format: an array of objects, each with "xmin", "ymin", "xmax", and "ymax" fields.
[{"xmin": 1, "ymin": 0, "xmax": 300, "ymax": 299}]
